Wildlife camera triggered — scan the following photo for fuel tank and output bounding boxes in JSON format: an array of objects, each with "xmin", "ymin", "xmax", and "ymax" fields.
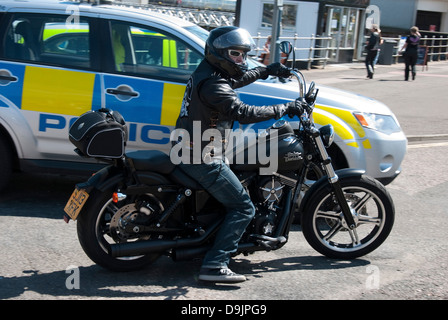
[{"xmin": 230, "ymin": 120, "xmax": 304, "ymax": 173}]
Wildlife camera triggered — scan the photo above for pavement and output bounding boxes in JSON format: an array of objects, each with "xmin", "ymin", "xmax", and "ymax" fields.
[{"xmin": 295, "ymin": 59, "xmax": 448, "ymax": 142}]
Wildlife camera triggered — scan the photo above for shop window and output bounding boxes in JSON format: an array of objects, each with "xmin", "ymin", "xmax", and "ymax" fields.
[{"xmin": 261, "ymin": 3, "xmax": 297, "ymax": 31}]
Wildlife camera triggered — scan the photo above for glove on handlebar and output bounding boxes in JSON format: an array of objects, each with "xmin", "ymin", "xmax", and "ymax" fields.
[
  {"xmin": 267, "ymin": 62, "xmax": 291, "ymax": 78},
  {"xmin": 286, "ymin": 98, "xmax": 305, "ymax": 118}
]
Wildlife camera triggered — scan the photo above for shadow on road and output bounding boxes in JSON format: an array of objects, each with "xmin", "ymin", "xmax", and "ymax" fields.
[
  {"xmin": 0, "ymin": 254, "xmax": 369, "ymax": 299},
  {"xmin": 0, "ymin": 172, "xmax": 86, "ymax": 219}
]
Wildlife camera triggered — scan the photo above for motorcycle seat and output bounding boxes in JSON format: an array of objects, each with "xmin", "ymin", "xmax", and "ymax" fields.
[
  {"xmin": 127, "ymin": 150, "xmax": 175, "ymax": 174},
  {"xmin": 126, "ymin": 150, "xmax": 203, "ymax": 190}
]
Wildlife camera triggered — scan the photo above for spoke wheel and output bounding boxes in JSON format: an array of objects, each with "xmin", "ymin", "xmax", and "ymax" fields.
[
  {"xmin": 301, "ymin": 175, "xmax": 394, "ymax": 259},
  {"xmin": 77, "ymin": 190, "xmax": 162, "ymax": 271}
]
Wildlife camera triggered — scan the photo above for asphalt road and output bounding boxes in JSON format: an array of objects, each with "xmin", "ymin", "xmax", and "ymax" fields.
[{"xmin": 1, "ymin": 60, "xmax": 448, "ymax": 303}]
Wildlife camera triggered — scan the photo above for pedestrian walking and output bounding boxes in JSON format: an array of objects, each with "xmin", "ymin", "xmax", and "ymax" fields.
[
  {"xmin": 400, "ymin": 26, "xmax": 421, "ymax": 81},
  {"xmin": 364, "ymin": 24, "xmax": 382, "ymax": 79}
]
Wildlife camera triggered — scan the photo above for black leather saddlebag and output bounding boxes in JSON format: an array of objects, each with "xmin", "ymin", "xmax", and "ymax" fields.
[{"xmin": 69, "ymin": 108, "xmax": 127, "ymax": 158}]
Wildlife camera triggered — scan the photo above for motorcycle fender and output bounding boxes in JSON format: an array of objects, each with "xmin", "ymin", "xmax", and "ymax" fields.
[
  {"xmin": 75, "ymin": 165, "xmax": 171, "ymax": 194},
  {"xmin": 298, "ymin": 168, "xmax": 365, "ymax": 214},
  {"xmin": 66, "ymin": 166, "xmax": 171, "ymax": 221}
]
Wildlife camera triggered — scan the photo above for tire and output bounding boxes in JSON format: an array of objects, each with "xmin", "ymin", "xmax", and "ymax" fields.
[
  {"xmin": 77, "ymin": 189, "xmax": 161, "ymax": 272},
  {"xmin": 301, "ymin": 175, "xmax": 394, "ymax": 259},
  {"xmin": 0, "ymin": 136, "xmax": 13, "ymax": 192}
]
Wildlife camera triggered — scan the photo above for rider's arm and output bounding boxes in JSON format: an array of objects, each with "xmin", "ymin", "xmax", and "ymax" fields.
[
  {"xmin": 229, "ymin": 66, "xmax": 269, "ymax": 89},
  {"xmin": 230, "ymin": 63, "xmax": 290, "ymax": 89},
  {"xmin": 199, "ymin": 77, "xmax": 293, "ymax": 124}
]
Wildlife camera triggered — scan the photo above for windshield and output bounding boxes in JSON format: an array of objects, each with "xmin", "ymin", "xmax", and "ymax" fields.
[
  {"xmin": 184, "ymin": 25, "xmax": 209, "ymax": 42},
  {"xmin": 184, "ymin": 25, "xmax": 263, "ymax": 69}
]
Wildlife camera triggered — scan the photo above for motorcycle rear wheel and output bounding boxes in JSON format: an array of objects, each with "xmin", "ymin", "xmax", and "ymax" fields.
[
  {"xmin": 301, "ymin": 175, "xmax": 394, "ymax": 259},
  {"xmin": 77, "ymin": 190, "xmax": 161, "ymax": 272}
]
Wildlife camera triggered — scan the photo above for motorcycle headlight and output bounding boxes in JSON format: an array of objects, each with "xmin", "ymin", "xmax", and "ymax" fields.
[
  {"xmin": 319, "ymin": 124, "xmax": 334, "ymax": 148},
  {"xmin": 353, "ymin": 112, "xmax": 401, "ymax": 134}
]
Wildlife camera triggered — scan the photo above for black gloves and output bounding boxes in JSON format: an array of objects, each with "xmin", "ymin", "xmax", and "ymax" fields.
[
  {"xmin": 266, "ymin": 62, "xmax": 291, "ymax": 78},
  {"xmin": 286, "ymin": 98, "xmax": 305, "ymax": 118}
]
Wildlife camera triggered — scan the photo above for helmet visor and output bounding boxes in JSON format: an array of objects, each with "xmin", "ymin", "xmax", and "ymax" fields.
[{"xmin": 212, "ymin": 28, "xmax": 255, "ymax": 51}]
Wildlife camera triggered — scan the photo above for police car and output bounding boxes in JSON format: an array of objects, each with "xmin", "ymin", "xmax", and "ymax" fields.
[{"xmin": 0, "ymin": 0, "xmax": 407, "ymax": 191}]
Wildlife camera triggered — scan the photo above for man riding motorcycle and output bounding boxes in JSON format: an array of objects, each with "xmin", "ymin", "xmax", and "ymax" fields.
[{"xmin": 171, "ymin": 26, "xmax": 305, "ymax": 283}]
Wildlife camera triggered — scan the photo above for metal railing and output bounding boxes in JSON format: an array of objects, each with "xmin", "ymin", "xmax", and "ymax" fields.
[
  {"xmin": 93, "ymin": 1, "xmax": 236, "ymax": 27},
  {"xmin": 146, "ymin": 5, "xmax": 235, "ymax": 27},
  {"xmin": 252, "ymin": 33, "xmax": 333, "ymax": 69},
  {"xmin": 382, "ymin": 34, "xmax": 448, "ymax": 64},
  {"xmin": 420, "ymin": 35, "xmax": 448, "ymax": 62}
]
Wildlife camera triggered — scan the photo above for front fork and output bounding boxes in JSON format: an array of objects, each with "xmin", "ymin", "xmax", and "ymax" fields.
[{"xmin": 311, "ymin": 128, "xmax": 357, "ymax": 230}]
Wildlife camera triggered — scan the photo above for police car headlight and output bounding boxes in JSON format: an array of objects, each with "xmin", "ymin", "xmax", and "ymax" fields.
[{"xmin": 353, "ymin": 112, "xmax": 401, "ymax": 134}]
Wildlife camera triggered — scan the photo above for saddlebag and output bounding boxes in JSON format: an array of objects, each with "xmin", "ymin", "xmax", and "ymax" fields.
[{"xmin": 69, "ymin": 108, "xmax": 127, "ymax": 158}]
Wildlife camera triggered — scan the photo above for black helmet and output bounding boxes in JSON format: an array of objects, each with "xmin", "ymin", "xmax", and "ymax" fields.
[{"xmin": 205, "ymin": 26, "xmax": 255, "ymax": 78}]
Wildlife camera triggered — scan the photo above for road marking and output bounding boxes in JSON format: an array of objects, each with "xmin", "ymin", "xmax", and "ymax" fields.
[{"xmin": 408, "ymin": 141, "xmax": 448, "ymax": 149}]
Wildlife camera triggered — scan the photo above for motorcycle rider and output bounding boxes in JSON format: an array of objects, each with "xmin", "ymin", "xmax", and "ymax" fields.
[{"xmin": 171, "ymin": 26, "xmax": 305, "ymax": 283}]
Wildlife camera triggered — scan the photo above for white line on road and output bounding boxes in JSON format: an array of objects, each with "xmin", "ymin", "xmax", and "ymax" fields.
[{"xmin": 408, "ymin": 141, "xmax": 448, "ymax": 149}]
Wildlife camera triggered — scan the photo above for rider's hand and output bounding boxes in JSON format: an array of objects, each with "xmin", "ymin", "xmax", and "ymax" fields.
[
  {"xmin": 286, "ymin": 98, "xmax": 305, "ymax": 118},
  {"xmin": 267, "ymin": 62, "xmax": 291, "ymax": 78}
]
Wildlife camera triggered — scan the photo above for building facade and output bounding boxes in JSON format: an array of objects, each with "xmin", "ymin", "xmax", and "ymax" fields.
[
  {"xmin": 371, "ymin": 0, "xmax": 448, "ymax": 34},
  {"xmin": 238, "ymin": 0, "xmax": 370, "ymax": 62}
]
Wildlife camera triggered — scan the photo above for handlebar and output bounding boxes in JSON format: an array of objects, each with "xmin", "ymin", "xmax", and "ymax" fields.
[{"xmin": 289, "ymin": 69, "xmax": 306, "ymax": 99}]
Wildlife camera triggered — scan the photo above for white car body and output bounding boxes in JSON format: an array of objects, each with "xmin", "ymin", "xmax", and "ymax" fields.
[{"xmin": 0, "ymin": 1, "xmax": 406, "ymax": 190}]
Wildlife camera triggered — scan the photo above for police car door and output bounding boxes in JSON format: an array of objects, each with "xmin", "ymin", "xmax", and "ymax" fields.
[
  {"xmin": 0, "ymin": 11, "xmax": 102, "ymax": 163},
  {"xmin": 101, "ymin": 19, "xmax": 201, "ymax": 154}
]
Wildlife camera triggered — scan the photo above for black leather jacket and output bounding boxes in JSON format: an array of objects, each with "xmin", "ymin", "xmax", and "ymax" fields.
[{"xmin": 172, "ymin": 59, "xmax": 291, "ymax": 163}]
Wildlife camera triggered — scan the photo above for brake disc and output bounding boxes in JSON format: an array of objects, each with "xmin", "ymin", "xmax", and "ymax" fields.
[{"xmin": 109, "ymin": 203, "xmax": 140, "ymax": 242}]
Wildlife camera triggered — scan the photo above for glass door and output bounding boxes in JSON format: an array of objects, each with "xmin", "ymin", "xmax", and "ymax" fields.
[
  {"xmin": 325, "ymin": 5, "xmax": 363, "ymax": 62},
  {"xmin": 326, "ymin": 6, "xmax": 341, "ymax": 61}
]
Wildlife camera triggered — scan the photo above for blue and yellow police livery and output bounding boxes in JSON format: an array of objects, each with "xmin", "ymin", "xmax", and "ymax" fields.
[{"xmin": 0, "ymin": 1, "xmax": 406, "ymax": 190}]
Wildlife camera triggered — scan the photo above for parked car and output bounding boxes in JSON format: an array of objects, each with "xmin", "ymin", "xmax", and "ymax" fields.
[{"xmin": 0, "ymin": 1, "xmax": 407, "ymax": 191}]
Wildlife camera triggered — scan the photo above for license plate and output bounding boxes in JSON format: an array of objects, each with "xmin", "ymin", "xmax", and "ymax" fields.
[{"xmin": 64, "ymin": 188, "xmax": 89, "ymax": 221}]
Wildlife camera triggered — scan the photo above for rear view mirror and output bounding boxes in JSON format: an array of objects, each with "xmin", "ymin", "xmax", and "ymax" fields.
[
  {"xmin": 280, "ymin": 41, "xmax": 294, "ymax": 66},
  {"xmin": 280, "ymin": 41, "xmax": 293, "ymax": 55}
]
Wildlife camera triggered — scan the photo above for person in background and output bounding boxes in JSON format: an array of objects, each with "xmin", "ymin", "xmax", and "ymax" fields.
[
  {"xmin": 400, "ymin": 26, "xmax": 421, "ymax": 81},
  {"xmin": 364, "ymin": 24, "xmax": 382, "ymax": 79},
  {"xmin": 260, "ymin": 35, "xmax": 271, "ymax": 65}
]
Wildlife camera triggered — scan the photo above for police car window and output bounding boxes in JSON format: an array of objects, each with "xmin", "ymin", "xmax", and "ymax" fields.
[
  {"xmin": 3, "ymin": 17, "xmax": 39, "ymax": 61},
  {"xmin": 2, "ymin": 14, "xmax": 91, "ymax": 68},
  {"xmin": 110, "ymin": 21, "xmax": 202, "ymax": 76}
]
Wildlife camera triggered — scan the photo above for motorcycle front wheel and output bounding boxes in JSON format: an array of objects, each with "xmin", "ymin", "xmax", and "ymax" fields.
[
  {"xmin": 301, "ymin": 175, "xmax": 394, "ymax": 259},
  {"xmin": 77, "ymin": 190, "xmax": 161, "ymax": 272}
]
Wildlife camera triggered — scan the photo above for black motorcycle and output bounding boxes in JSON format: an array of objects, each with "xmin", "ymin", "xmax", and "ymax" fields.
[{"xmin": 64, "ymin": 42, "xmax": 394, "ymax": 272}]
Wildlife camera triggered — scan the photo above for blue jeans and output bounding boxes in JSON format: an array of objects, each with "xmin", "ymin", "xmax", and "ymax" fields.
[{"xmin": 179, "ymin": 160, "xmax": 255, "ymax": 269}]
